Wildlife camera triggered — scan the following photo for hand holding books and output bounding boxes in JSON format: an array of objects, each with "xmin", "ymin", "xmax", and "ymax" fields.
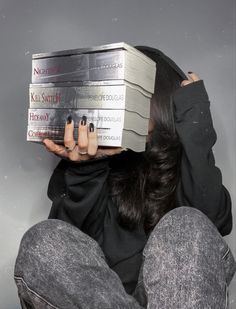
[{"xmin": 43, "ymin": 115, "xmax": 125, "ymax": 161}]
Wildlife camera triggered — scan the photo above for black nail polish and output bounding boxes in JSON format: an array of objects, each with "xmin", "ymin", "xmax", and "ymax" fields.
[
  {"xmin": 89, "ymin": 123, "xmax": 94, "ymax": 132},
  {"xmin": 67, "ymin": 115, "xmax": 72, "ymax": 124},
  {"xmin": 188, "ymin": 71, "xmax": 193, "ymax": 74},
  {"xmin": 81, "ymin": 115, "xmax": 87, "ymax": 126}
]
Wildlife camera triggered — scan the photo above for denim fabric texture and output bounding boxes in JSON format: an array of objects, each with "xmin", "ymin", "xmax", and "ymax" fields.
[{"xmin": 14, "ymin": 207, "xmax": 236, "ymax": 309}]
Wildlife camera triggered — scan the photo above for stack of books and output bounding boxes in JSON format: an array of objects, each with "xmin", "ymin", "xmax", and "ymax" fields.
[{"xmin": 27, "ymin": 42, "xmax": 156, "ymax": 152}]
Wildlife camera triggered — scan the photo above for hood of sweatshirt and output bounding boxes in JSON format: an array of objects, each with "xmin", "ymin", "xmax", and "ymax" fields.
[{"xmin": 135, "ymin": 45, "xmax": 187, "ymax": 81}]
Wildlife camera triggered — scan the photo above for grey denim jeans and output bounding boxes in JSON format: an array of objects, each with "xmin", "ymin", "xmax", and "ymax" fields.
[{"xmin": 14, "ymin": 207, "xmax": 236, "ymax": 309}]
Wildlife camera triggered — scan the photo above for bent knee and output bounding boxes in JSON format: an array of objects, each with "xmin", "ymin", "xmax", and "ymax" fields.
[
  {"xmin": 145, "ymin": 206, "xmax": 225, "ymax": 256},
  {"xmin": 17, "ymin": 219, "xmax": 79, "ymax": 257},
  {"xmin": 18, "ymin": 219, "xmax": 99, "ymax": 252},
  {"xmin": 14, "ymin": 220, "xmax": 72, "ymax": 275},
  {"xmin": 14, "ymin": 219, "xmax": 103, "ymax": 277},
  {"xmin": 158, "ymin": 206, "xmax": 219, "ymax": 237}
]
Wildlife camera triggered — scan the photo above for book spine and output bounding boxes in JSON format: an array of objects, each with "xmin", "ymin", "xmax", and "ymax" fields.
[
  {"xmin": 29, "ymin": 85, "xmax": 126, "ymax": 109},
  {"xmin": 27, "ymin": 108, "xmax": 148, "ymax": 135},
  {"xmin": 27, "ymin": 126, "xmax": 64, "ymax": 142},
  {"xmin": 28, "ymin": 108, "xmax": 125, "ymax": 128},
  {"xmin": 26, "ymin": 126, "xmax": 146, "ymax": 151},
  {"xmin": 32, "ymin": 51, "xmax": 124, "ymax": 83},
  {"xmin": 27, "ymin": 126, "xmax": 121, "ymax": 146}
]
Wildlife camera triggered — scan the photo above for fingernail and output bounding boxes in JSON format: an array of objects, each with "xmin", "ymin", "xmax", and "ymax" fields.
[
  {"xmin": 188, "ymin": 71, "xmax": 193, "ymax": 74},
  {"xmin": 81, "ymin": 115, "xmax": 87, "ymax": 126},
  {"xmin": 67, "ymin": 115, "xmax": 72, "ymax": 124},
  {"xmin": 89, "ymin": 123, "xmax": 94, "ymax": 132}
]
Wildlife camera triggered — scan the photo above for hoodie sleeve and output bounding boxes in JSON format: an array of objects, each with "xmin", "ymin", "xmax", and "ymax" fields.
[
  {"xmin": 47, "ymin": 158, "xmax": 110, "ymax": 240},
  {"xmin": 174, "ymin": 80, "xmax": 232, "ymax": 236}
]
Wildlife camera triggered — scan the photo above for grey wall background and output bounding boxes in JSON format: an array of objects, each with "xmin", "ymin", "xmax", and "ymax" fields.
[{"xmin": 0, "ymin": 0, "xmax": 235, "ymax": 307}]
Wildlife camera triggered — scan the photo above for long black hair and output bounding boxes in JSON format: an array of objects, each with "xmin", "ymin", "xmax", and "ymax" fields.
[{"xmin": 108, "ymin": 47, "xmax": 185, "ymax": 233}]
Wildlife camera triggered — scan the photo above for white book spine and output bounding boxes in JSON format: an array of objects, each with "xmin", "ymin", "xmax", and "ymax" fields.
[
  {"xmin": 27, "ymin": 126, "xmax": 147, "ymax": 152},
  {"xmin": 32, "ymin": 51, "xmax": 124, "ymax": 83},
  {"xmin": 28, "ymin": 108, "xmax": 149, "ymax": 136},
  {"xmin": 29, "ymin": 84, "xmax": 151, "ymax": 117}
]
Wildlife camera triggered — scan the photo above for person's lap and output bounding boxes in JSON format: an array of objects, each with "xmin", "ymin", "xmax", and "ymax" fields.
[{"xmin": 14, "ymin": 207, "xmax": 236, "ymax": 309}]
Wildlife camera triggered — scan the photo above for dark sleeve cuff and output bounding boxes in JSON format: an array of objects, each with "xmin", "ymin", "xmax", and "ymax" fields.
[
  {"xmin": 173, "ymin": 80, "xmax": 210, "ymax": 121},
  {"xmin": 47, "ymin": 157, "xmax": 109, "ymax": 201},
  {"xmin": 66, "ymin": 156, "xmax": 110, "ymax": 176}
]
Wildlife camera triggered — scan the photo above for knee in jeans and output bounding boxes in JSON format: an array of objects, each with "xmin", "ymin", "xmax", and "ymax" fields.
[
  {"xmin": 145, "ymin": 206, "xmax": 224, "ymax": 257},
  {"xmin": 158, "ymin": 206, "xmax": 219, "ymax": 237},
  {"xmin": 15, "ymin": 219, "xmax": 104, "ymax": 276},
  {"xmin": 19, "ymin": 219, "xmax": 70, "ymax": 251},
  {"xmin": 168, "ymin": 206, "xmax": 209, "ymax": 224},
  {"xmin": 15, "ymin": 220, "xmax": 70, "ymax": 273},
  {"xmin": 20, "ymin": 219, "xmax": 100, "ymax": 257}
]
